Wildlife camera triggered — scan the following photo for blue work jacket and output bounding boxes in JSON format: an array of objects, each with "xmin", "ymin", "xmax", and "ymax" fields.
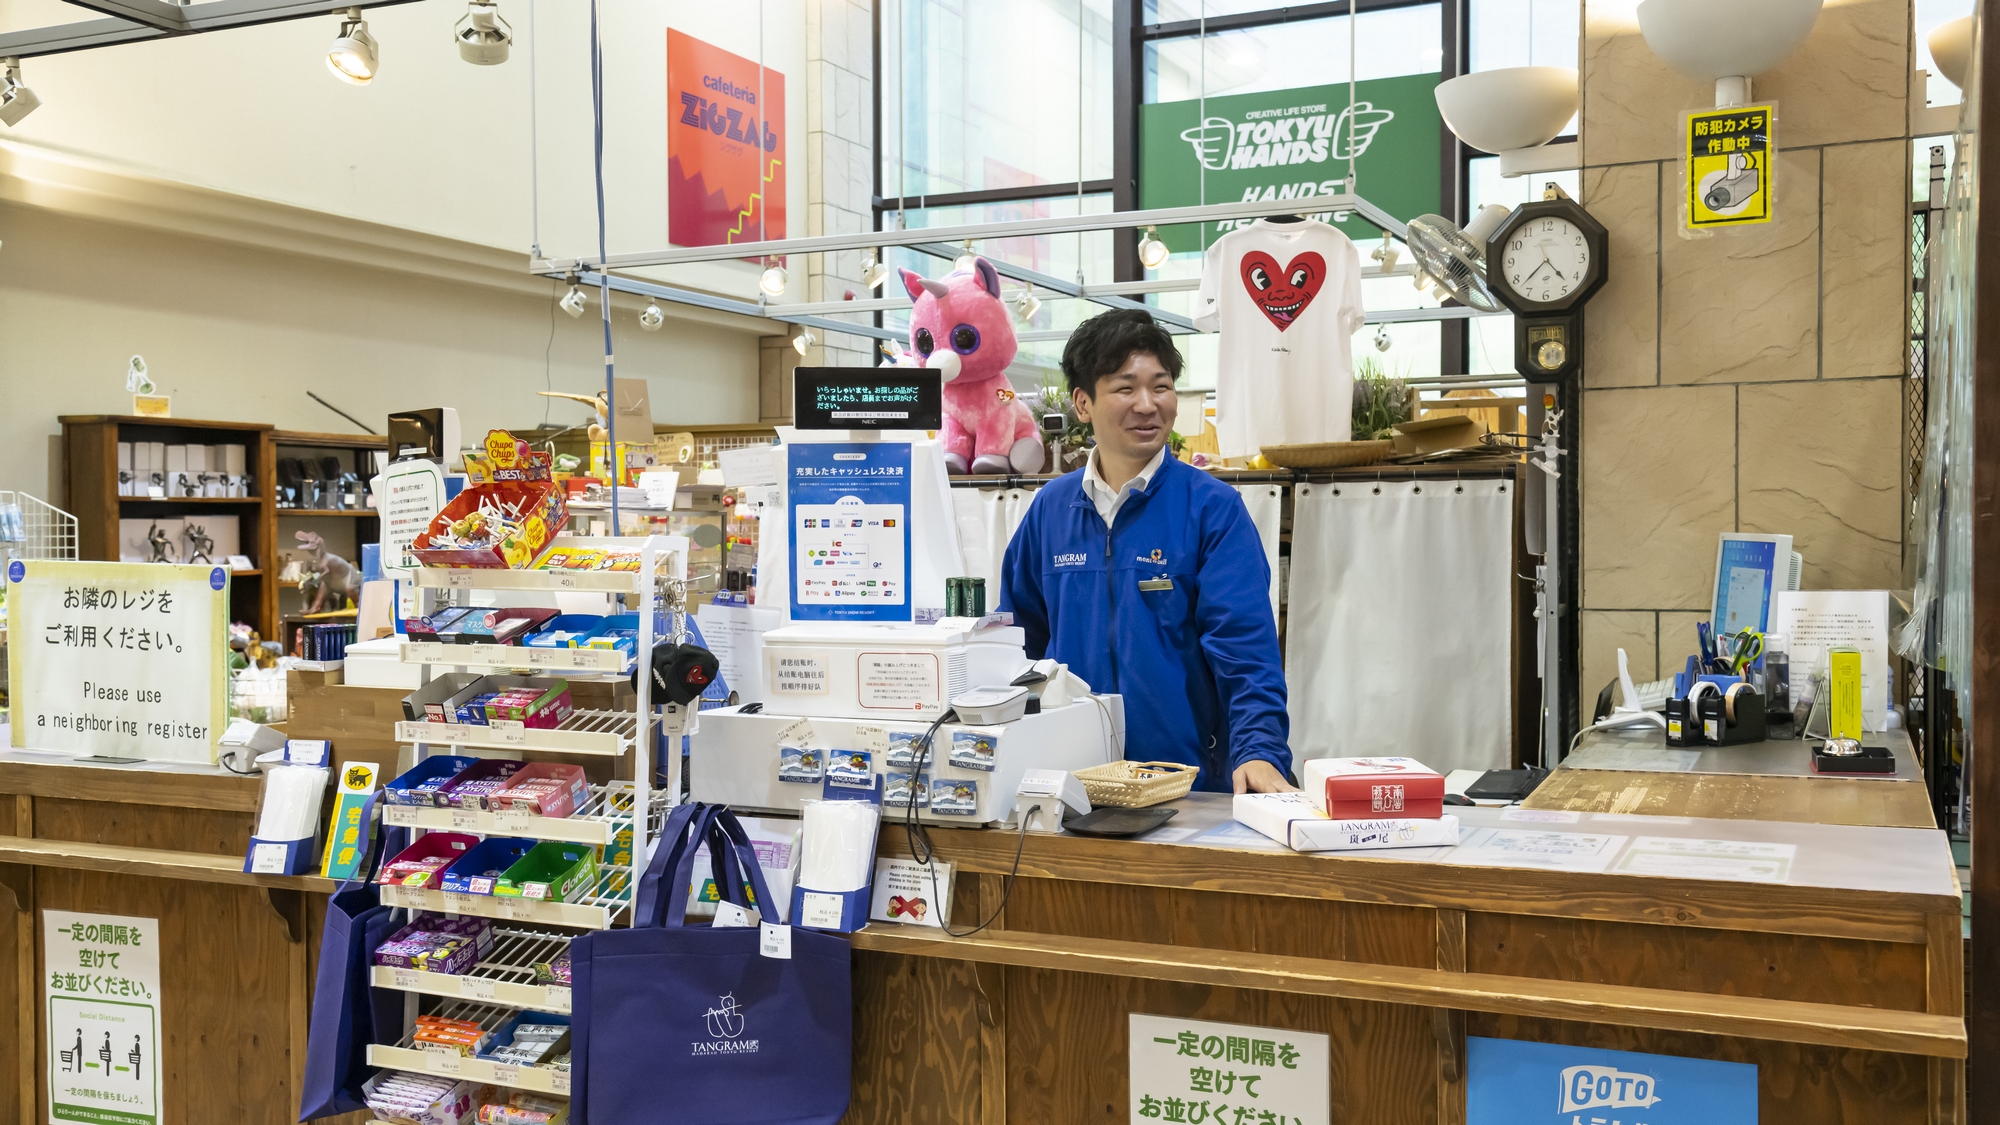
[{"xmin": 999, "ymin": 455, "xmax": 1291, "ymax": 790}]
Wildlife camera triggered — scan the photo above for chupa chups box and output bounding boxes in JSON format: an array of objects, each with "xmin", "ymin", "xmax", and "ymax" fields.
[
  {"xmin": 1301, "ymin": 757, "xmax": 1445, "ymax": 820},
  {"xmin": 413, "ymin": 433, "xmax": 567, "ymax": 569},
  {"xmin": 1234, "ymin": 792, "xmax": 1460, "ymax": 853}
]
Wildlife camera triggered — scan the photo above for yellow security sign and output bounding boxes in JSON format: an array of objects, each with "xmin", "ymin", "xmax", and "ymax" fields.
[{"xmin": 1685, "ymin": 105, "xmax": 1773, "ymax": 229}]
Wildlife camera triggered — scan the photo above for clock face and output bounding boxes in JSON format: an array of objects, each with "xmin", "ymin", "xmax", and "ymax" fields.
[{"xmin": 1501, "ymin": 217, "xmax": 1591, "ymax": 305}]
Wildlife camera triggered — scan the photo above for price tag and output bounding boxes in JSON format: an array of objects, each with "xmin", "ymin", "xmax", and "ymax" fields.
[
  {"xmin": 759, "ymin": 922, "xmax": 793, "ymax": 960},
  {"xmin": 444, "ymin": 892, "xmax": 479, "ymax": 915},
  {"xmin": 382, "ymin": 886, "xmax": 415, "ymax": 908},
  {"xmin": 438, "ymin": 725, "xmax": 471, "ymax": 743},
  {"xmin": 713, "ymin": 902, "xmax": 758, "ymax": 929},
  {"xmin": 853, "ymin": 725, "xmax": 891, "ymax": 753},
  {"xmin": 496, "ymin": 726, "xmax": 527, "ymax": 745},
  {"xmin": 553, "ymin": 574, "xmax": 578, "ymax": 589},
  {"xmin": 391, "ymin": 969, "xmax": 419, "ymax": 990},
  {"xmin": 550, "ymin": 1072, "xmax": 571, "ymax": 1095},
  {"xmin": 503, "ymin": 899, "xmax": 539, "ymax": 920},
  {"xmin": 450, "ymin": 809, "xmax": 481, "ymax": 831},
  {"xmin": 528, "ymin": 649, "xmax": 555, "ymax": 666},
  {"xmin": 384, "ymin": 808, "xmax": 415, "ymax": 827},
  {"xmin": 492, "ymin": 809, "xmax": 533, "ymax": 833},
  {"xmin": 491, "ymin": 1063, "xmax": 522, "ymax": 1086},
  {"xmin": 775, "ymin": 717, "xmax": 816, "ymax": 747},
  {"xmin": 461, "ymin": 977, "xmax": 497, "ymax": 1000},
  {"xmin": 544, "ymin": 985, "xmax": 570, "ymax": 1012},
  {"xmin": 431, "ymin": 1053, "xmax": 463, "ymax": 1075},
  {"xmin": 447, "ymin": 571, "xmax": 473, "ymax": 589}
]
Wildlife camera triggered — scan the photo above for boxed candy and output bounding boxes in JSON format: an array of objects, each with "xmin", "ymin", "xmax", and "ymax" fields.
[
  {"xmin": 436, "ymin": 759, "xmax": 527, "ymax": 809},
  {"xmin": 1301, "ymin": 756, "xmax": 1445, "ymax": 820},
  {"xmin": 375, "ymin": 833, "xmax": 479, "ymax": 888},
  {"xmin": 382, "ymin": 756, "xmax": 481, "ymax": 807},
  {"xmin": 372, "ymin": 914, "xmax": 494, "ymax": 975},
  {"xmin": 438, "ymin": 837, "xmax": 538, "ymax": 895},
  {"xmin": 488, "ymin": 763, "xmax": 589, "ymax": 819},
  {"xmin": 362, "ymin": 1072, "xmax": 482, "ymax": 1125}
]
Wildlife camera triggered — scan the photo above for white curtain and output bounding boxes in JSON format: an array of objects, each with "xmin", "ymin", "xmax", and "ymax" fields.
[
  {"xmin": 1285, "ymin": 478, "xmax": 1514, "ymax": 775},
  {"xmin": 1236, "ymin": 484, "xmax": 1283, "ymax": 621},
  {"xmin": 952, "ymin": 486, "xmax": 1038, "ymax": 596}
]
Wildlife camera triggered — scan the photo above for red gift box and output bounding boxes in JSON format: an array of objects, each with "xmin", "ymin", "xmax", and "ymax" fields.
[{"xmin": 1302, "ymin": 757, "xmax": 1445, "ymax": 820}]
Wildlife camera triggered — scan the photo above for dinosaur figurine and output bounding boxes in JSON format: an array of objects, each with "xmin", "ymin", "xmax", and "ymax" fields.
[
  {"xmin": 538, "ymin": 390, "xmax": 610, "ymax": 442},
  {"xmin": 895, "ymin": 258, "xmax": 1044, "ymax": 474},
  {"xmin": 295, "ymin": 530, "xmax": 362, "ymax": 614}
]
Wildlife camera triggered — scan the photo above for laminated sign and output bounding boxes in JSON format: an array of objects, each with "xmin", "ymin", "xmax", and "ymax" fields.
[
  {"xmin": 46, "ymin": 911, "xmax": 163, "ymax": 1125},
  {"xmin": 1684, "ymin": 105, "xmax": 1773, "ymax": 230},
  {"xmin": 1128, "ymin": 1014, "xmax": 1328, "ymax": 1125},
  {"xmin": 1466, "ymin": 1036, "xmax": 1757, "ymax": 1125}
]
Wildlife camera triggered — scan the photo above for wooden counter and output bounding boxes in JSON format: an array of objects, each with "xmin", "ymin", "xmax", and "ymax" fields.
[{"xmin": 849, "ymin": 794, "xmax": 1965, "ymax": 1124}]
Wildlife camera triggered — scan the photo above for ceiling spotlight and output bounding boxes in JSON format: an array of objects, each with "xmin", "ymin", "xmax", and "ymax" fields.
[
  {"xmin": 559, "ymin": 276, "xmax": 586, "ymax": 318},
  {"xmin": 951, "ymin": 241, "xmax": 979, "ymax": 272},
  {"xmin": 760, "ymin": 260, "xmax": 787, "ymax": 296},
  {"xmin": 0, "ymin": 59, "xmax": 39, "ymax": 127},
  {"xmin": 456, "ymin": 0, "xmax": 512, "ymax": 65},
  {"xmin": 1373, "ymin": 326, "xmax": 1393, "ymax": 352},
  {"xmin": 639, "ymin": 301, "xmax": 663, "ymax": 330},
  {"xmin": 1012, "ymin": 289, "xmax": 1042, "ymax": 323},
  {"xmin": 326, "ymin": 8, "xmax": 380, "ymax": 86},
  {"xmin": 792, "ymin": 327, "xmax": 817, "ymax": 356},
  {"xmin": 1137, "ymin": 226, "xmax": 1171, "ymax": 269},
  {"xmin": 861, "ymin": 251, "xmax": 889, "ymax": 290}
]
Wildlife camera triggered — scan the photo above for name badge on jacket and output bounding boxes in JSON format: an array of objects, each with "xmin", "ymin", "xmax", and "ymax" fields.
[{"xmin": 1137, "ymin": 578, "xmax": 1174, "ymax": 592}]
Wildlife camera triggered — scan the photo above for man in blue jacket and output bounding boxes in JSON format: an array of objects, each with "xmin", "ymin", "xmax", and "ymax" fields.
[{"xmin": 1000, "ymin": 309, "xmax": 1295, "ymax": 794}]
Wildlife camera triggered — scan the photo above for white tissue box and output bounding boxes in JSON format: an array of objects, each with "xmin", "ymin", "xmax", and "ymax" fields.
[{"xmin": 1233, "ymin": 792, "xmax": 1459, "ymax": 853}]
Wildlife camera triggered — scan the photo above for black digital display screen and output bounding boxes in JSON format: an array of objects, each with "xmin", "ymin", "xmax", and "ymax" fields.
[{"xmin": 792, "ymin": 367, "xmax": 943, "ymax": 430}]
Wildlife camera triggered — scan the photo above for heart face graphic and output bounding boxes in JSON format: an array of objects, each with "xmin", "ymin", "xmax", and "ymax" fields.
[{"xmin": 1239, "ymin": 250, "xmax": 1326, "ymax": 331}]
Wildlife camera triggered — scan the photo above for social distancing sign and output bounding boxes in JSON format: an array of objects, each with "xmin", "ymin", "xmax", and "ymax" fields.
[{"xmin": 1685, "ymin": 105, "xmax": 1774, "ymax": 230}]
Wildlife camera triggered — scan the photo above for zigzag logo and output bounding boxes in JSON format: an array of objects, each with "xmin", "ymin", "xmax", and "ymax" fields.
[{"xmin": 726, "ymin": 157, "xmax": 785, "ymax": 243}]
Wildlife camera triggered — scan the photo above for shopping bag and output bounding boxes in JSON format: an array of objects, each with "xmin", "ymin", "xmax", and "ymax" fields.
[
  {"xmin": 572, "ymin": 803, "xmax": 853, "ymax": 1125},
  {"xmin": 299, "ymin": 793, "xmax": 405, "ymax": 1121}
]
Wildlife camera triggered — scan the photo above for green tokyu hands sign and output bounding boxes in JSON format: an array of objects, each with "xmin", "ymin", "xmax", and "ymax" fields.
[{"xmin": 1139, "ymin": 74, "xmax": 1443, "ymax": 251}]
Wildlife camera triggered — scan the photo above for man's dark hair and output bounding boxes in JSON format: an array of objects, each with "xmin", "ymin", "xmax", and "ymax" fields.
[{"xmin": 1061, "ymin": 308, "xmax": 1184, "ymax": 398}]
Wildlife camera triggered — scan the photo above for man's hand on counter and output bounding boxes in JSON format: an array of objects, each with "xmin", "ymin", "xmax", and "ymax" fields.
[{"xmin": 1232, "ymin": 760, "xmax": 1297, "ymax": 794}]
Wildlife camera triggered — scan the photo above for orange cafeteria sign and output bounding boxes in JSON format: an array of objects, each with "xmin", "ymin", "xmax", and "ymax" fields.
[{"xmin": 668, "ymin": 29, "xmax": 786, "ymax": 249}]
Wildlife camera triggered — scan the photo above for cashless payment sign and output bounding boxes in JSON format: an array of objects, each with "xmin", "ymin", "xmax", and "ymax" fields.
[
  {"xmin": 1684, "ymin": 105, "xmax": 1774, "ymax": 230},
  {"xmin": 1467, "ymin": 1037, "xmax": 1756, "ymax": 1125},
  {"xmin": 789, "ymin": 442, "xmax": 912, "ymax": 622}
]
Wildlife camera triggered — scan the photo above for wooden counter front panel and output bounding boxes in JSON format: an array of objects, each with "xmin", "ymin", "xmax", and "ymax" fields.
[{"xmin": 1466, "ymin": 913, "xmax": 1931, "ymax": 1012}]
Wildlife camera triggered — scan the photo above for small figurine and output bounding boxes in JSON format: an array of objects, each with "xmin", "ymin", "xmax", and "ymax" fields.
[
  {"xmin": 295, "ymin": 530, "xmax": 362, "ymax": 614},
  {"xmin": 182, "ymin": 523, "xmax": 214, "ymax": 564},
  {"xmin": 145, "ymin": 522, "xmax": 176, "ymax": 564}
]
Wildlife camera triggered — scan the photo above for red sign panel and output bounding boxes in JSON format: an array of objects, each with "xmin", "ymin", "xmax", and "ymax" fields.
[{"xmin": 668, "ymin": 29, "xmax": 786, "ymax": 249}]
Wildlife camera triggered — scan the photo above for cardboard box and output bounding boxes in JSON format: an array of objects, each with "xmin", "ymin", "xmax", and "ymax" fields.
[
  {"xmin": 1302, "ymin": 756, "xmax": 1445, "ymax": 820},
  {"xmin": 1390, "ymin": 415, "xmax": 1487, "ymax": 458},
  {"xmin": 1234, "ymin": 792, "xmax": 1459, "ymax": 853}
]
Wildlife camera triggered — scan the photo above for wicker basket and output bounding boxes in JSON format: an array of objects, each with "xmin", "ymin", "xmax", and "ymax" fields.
[
  {"xmin": 1072, "ymin": 760, "xmax": 1200, "ymax": 808},
  {"xmin": 1259, "ymin": 439, "xmax": 1393, "ymax": 469}
]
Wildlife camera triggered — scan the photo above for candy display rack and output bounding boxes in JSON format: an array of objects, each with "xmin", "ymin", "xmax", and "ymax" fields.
[{"xmin": 365, "ymin": 534, "xmax": 690, "ymax": 1109}]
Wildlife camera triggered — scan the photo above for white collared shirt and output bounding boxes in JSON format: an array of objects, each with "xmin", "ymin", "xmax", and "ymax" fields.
[{"xmin": 1081, "ymin": 446, "xmax": 1168, "ymax": 529}]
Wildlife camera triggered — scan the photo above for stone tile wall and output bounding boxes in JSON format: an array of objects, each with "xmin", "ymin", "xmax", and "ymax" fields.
[{"xmin": 1575, "ymin": 0, "xmax": 1915, "ymax": 699}]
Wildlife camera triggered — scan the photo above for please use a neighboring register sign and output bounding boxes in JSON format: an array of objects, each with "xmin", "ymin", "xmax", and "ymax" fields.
[{"xmin": 793, "ymin": 367, "xmax": 942, "ymax": 430}]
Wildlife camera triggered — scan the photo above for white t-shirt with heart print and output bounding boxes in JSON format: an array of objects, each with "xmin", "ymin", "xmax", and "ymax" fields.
[{"xmin": 1194, "ymin": 218, "xmax": 1366, "ymax": 459}]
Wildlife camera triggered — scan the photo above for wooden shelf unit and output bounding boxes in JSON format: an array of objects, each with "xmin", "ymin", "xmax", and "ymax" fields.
[
  {"xmin": 60, "ymin": 418, "xmax": 388, "ymax": 642},
  {"xmin": 269, "ymin": 428, "xmax": 386, "ymax": 652}
]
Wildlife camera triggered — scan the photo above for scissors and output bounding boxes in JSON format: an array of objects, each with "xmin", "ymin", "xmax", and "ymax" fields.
[{"xmin": 1716, "ymin": 630, "xmax": 1764, "ymax": 675}]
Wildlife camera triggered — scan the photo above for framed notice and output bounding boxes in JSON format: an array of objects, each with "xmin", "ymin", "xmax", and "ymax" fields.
[
  {"xmin": 7, "ymin": 559, "xmax": 229, "ymax": 762},
  {"xmin": 788, "ymin": 443, "xmax": 912, "ymax": 622},
  {"xmin": 792, "ymin": 368, "xmax": 943, "ymax": 431},
  {"xmin": 46, "ymin": 911, "xmax": 163, "ymax": 1125}
]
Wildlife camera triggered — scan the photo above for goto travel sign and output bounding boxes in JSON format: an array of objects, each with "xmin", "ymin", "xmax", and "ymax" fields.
[
  {"xmin": 1684, "ymin": 105, "xmax": 1774, "ymax": 230},
  {"xmin": 1466, "ymin": 1036, "xmax": 1757, "ymax": 1124},
  {"xmin": 46, "ymin": 911, "xmax": 163, "ymax": 1125}
]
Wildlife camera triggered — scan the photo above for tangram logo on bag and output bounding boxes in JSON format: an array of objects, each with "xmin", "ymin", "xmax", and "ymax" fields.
[{"xmin": 693, "ymin": 994, "xmax": 760, "ymax": 1056}]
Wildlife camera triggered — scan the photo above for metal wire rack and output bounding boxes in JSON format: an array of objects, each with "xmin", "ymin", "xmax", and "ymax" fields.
[{"xmin": 0, "ymin": 491, "xmax": 79, "ymax": 561}]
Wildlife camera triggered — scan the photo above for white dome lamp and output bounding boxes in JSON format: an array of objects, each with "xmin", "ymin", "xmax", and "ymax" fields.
[
  {"xmin": 1929, "ymin": 16, "xmax": 1973, "ymax": 88},
  {"xmin": 1638, "ymin": 0, "xmax": 1823, "ymax": 107},
  {"xmin": 1434, "ymin": 66, "xmax": 1578, "ymax": 178}
]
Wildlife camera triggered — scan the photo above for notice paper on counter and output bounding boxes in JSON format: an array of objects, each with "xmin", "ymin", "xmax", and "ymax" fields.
[
  {"xmin": 1448, "ymin": 828, "xmax": 1630, "ymax": 873},
  {"xmin": 1770, "ymin": 589, "xmax": 1891, "ymax": 731},
  {"xmin": 1611, "ymin": 837, "xmax": 1797, "ymax": 883}
]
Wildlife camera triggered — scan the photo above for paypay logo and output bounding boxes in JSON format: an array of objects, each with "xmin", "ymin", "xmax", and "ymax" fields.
[{"xmin": 1559, "ymin": 1065, "xmax": 1662, "ymax": 1113}]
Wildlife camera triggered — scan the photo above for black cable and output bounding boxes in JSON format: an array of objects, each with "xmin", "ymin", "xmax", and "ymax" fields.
[{"xmin": 901, "ymin": 708, "xmax": 1036, "ymax": 938}]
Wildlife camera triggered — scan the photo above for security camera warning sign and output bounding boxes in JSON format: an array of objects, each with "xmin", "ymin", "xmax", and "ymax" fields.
[{"xmin": 1684, "ymin": 105, "xmax": 1773, "ymax": 230}]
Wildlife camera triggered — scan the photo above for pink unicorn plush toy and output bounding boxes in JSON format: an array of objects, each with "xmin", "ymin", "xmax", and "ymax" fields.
[{"xmin": 897, "ymin": 258, "xmax": 1044, "ymax": 474}]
